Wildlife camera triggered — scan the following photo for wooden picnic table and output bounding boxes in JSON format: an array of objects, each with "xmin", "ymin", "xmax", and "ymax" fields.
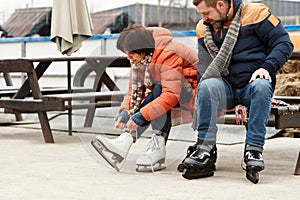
[{"xmin": 0, "ymin": 56, "xmax": 130, "ymax": 143}]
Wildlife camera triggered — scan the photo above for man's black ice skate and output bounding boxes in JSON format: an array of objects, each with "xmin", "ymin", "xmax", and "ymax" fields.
[
  {"xmin": 181, "ymin": 141, "xmax": 217, "ymax": 180},
  {"xmin": 243, "ymin": 144, "xmax": 265, "ymax": 184}
]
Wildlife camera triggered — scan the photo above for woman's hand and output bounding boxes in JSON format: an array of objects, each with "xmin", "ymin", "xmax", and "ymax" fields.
[
  {"xmin": 114, "ymin": 110, "xmax": 130, "ymax": 130},
  {"xmin": 126, "ymin": 120, "xmax": 139, "ymax": 131},
  {"xmin": 114, "ymin": 117, "xmax": 127, "ymax": 130}
]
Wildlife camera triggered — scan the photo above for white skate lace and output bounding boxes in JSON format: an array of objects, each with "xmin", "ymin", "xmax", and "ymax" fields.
[
  {"xmin": 145, "ymin": 134, "xmax": 161, "ymax": 153},
  {"xmin": 139, "ymin": 133, "xmax": 162, "ymax": 173}
]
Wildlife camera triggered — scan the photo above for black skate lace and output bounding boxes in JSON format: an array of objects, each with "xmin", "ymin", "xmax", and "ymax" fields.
[{"xmin": 249, "ymin": 150, "xmax": 261, "ymax": 159}]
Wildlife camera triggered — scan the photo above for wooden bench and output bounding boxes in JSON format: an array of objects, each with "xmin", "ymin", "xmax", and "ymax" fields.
[
  {"xmin": 0, "ymin": 87, "xmax": 92, "ymax": 98},
  {"xmin": 2, "ymin": 91, "xmax": 125, "ymax": 112},
  {"xmin": 41, "ymin": 91, "xmax": 126, "ymax": 110},
  {"xmin": 271, "ymin": 96, "xmax": 300, "ymax": 130},
  {"xmin": 221, "ymin": 96, "xmax": 300, "ymax": 129}
]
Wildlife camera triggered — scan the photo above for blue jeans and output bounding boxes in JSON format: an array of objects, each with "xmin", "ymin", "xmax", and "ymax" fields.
[
  {"xmin": 135, "ymin": 83, "xmax": 171, "ymax": 140},
  {"xmin": 196, "ymin": 78, "xmax": 273, "ymax": 147}
]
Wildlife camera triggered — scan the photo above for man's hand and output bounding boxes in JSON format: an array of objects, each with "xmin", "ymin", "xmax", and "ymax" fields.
[{"xmin": 249, "ymin": 68, "xmax": 272, "ymax": 83}]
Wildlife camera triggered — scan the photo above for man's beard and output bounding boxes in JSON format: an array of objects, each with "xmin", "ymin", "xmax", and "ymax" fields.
[
  {"xmin": 204, "ymin": 8, "xmax": 228, "ymax": 29},
  {"xmin": 213, "ymin": 17, "xmax": 228, "ymax": 29}
]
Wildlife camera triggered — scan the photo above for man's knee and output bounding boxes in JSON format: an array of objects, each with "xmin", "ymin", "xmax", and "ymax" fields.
[
  {"xmin": 251, "ymin": 79, "xmax": 273, "ymax": 94},
  {"xmin": 198, "ymin": 78, "xmax": 225, "ymax": 95}
]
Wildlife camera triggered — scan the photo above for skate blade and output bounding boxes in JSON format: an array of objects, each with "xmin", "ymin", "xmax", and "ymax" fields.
[
  {"xmin": 246, "ymin": 172, "xmax": 259, "ymax": 184},
  {"xmin": 182, "ymin": 168, "xmax": 214, "ymax": 180},
  {"xmin": 136, "ymin": 164, "xmax": 166, "ymax": 173},
  {"xmin": 92, "ymin": 138, "xmax": 125, "ymax": 162},
  {"xmin": 246, "ymin": 167, "xmax": 260, "ymax": 184},
  {"xmin": 91, "ymin": 139, "xmax": 121, "ymax": 172}
]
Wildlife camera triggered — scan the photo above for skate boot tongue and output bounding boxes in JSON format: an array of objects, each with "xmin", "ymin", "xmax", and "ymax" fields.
[
  {"xmin": 136, "ymin": 132, "xmax": 166, "ymax": 172},
  {"xmin": 197, "ymin": 144, "xmax": 214, "ymax": 153},
  {"xmin": 147, "ymin": 134, "xmax": 162, "ymax": 152},
  {"xmin": 245, "ymin": 144, "xmax": 263, "ymax": 153},
  {"xmin": 193, "ymin": 139, "xmax": 216, "ymax": 160}
]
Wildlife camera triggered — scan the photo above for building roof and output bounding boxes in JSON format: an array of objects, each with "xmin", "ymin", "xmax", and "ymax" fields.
[
  {"xmin": 1, "ymin": 7, "xmax": 130, "ymax": 37},
  {"xmin": 2, "ymin": 7, "xmax": 51, "ymax": 37},
  {"xmin": 1, "ymin": 3, "xmax": 199, "ymax": 37},
  {"xmin": 2, "ymin": 1, "xmax": 298, "ymax": 38},
  {"xmin": 90, "ymin": 10, "xmax": 123, "ymax": 34},
  {"xmin": 103, "ymin": 3, "xmax": 199, "ymax": 31}
]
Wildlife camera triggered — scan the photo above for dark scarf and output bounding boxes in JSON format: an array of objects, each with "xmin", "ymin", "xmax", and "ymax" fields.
[{"xmin": 192, "ymin": 3, "xmax": 244, "ymax": 130}]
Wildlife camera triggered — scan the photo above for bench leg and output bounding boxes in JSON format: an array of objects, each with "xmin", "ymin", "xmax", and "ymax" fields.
[
  {"xmin": 37, "ymin": 111, "xmax": 54, "ymax": 143},
  {"xmin": 295, "ymin": 150, "xmax": 300, "ymax": 175},
  {"xmin": 15, "ymin": 113, "xmax": 23, "ymax": 121},
  {"xmin": 3, "ymin": 73, "xmax": 23, "ymax": 121},
  {"xmin": 84, "ymin": 107, "xmax": 95, "ymax": 127}
]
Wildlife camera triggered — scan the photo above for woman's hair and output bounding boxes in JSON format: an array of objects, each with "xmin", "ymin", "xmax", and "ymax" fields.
[{"xmin": 116, "ymin": 24, "xmax": 155, "ymax": 55}]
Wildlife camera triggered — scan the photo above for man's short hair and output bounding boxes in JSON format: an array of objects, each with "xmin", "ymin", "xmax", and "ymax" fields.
[{"xmin": 193, "ymin": 0, "xmax": 230, "ymax": 7}]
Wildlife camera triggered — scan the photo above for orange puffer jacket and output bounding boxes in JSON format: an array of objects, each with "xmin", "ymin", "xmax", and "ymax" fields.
[{"xmin": 119, "ymin": 27, "xmax": 198, "ymax": 123}]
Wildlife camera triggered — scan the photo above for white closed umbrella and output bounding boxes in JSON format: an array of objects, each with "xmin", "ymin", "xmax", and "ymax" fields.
[{"xmin": 50, "ymin": 0, "xmax": 94, "ymax": 56}]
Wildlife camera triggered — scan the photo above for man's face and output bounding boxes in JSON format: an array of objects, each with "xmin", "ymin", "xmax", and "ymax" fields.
[{"xmin": 196, "ymin": 1, "xmax": 229, "ymax": 29}]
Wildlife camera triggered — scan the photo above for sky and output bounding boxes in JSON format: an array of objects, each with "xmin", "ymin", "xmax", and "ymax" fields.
[
  {"xmin": 1, "ymin": 0, "xmax": 143, "ymax": 12},
  {"xmin": 0, "ymin": 0, "xmax": 192, "ymax": 14},
  {"xmin": 1, "ymin": 0, "xmax": 300, "ymax": 13}
]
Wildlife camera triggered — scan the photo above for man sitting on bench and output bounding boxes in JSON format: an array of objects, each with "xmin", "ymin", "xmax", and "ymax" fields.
[{"xmin": 179, "ymin": 0, "xmax": 294, "ymax": 184}]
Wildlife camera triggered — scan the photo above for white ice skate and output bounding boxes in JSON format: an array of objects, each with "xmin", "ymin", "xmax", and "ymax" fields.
[
  {"xmin": 91, "ymin": 132, "xmax": 133, "ymax": 172},
  {"xmin": 136, "ymin": 133, "xmax": 166, "ymax": 172}
]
